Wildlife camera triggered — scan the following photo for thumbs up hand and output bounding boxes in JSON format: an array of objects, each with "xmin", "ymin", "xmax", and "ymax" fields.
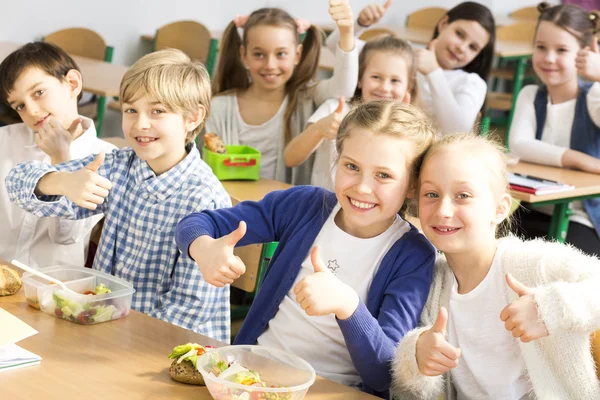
[
  {"xmin": 189, "ymin": 221, "xmax": 247, "ymax": 288},
  {"xmin": 416, "ymin": 307, "xmax": 462, "ymax": 376},
  {"xmin": 61, "ymin": 152, "xmax": 112, "ymax": 210},
  {"xmin": 293, "ymin": 246, "xmax": 359, "ymax": 319},
  {"xmin": 314, "ymin": 97, "xmax": 345, "ymax": 140},
  {"xmin": 576, "ymin": 38, "xmax": 600, "ymax": 82},
  {"xmin": 36, "ymin": 116, "xmax": 83, "ymax": 164},
  {"xmin": 415, "ymin": 39, "xmax": 440, "ymax": 75},
  {"xmin": 499, "ymin": 273, "xmax": 548, "ymax": 343},
  {"xmin": 357, "ymin": 1, "xmax": 392, "ymax": 28}
]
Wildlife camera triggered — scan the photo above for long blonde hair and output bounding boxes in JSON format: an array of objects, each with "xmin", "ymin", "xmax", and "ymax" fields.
[{"xmin": 212, "ymin": 8, "xmax": 323, "ymax": 144}]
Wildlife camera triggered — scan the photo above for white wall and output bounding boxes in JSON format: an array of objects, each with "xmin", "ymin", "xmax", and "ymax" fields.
[{"xmin": 0, "ymin": 0, "xmax": 541, "ymax": 136}]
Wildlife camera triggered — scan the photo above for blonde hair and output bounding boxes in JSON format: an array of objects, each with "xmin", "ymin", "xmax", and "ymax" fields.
[
  {"xmin": 336, "ymin": 101, "xmax": 436, "ymax": 216},
  {"xmin": 351, "ymin": 35, "xmax": 418, "ymax": 104},
  {"xmin": 213, "ymin": 8, "xmax": 323, "ymax": 144},
  {"xmin": 119, "ymin": 48, "xmax": 211, "ymax": 144},
  {"xmin": 419, "ymin": 133, "xmax": 513, "ymax": 235}
]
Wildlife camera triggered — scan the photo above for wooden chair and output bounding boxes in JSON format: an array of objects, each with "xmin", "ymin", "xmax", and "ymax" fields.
[
  {"xmin": 359, "ymin": 28, "xmax": 395, "ymax": 41},
  {"xmin": 44, "ymin": 28, "xmax": 113, "ymax": 136},
  {"xmin": 592, "ymin": 331, "xmax": 600, "ymax": 380},
  {"xmin": 405, "ymin": 7, "xmax": 448, "ymax": 30},
  {"xmin": 509, "ymin": 6, "xmax": 539, "ymax": 21},
  {"xmin": 152, "ymin": 20, "xmax": 218, "ymax": 75},
  {"xmin": 485, "ymin": 21, "xmax": 537, "ymax": 146}
]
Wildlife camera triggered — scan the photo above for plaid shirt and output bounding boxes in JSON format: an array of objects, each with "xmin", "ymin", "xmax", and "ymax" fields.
[{"xmin": 6, "ymin": 145, "xmax": 232, "ymax": 342}]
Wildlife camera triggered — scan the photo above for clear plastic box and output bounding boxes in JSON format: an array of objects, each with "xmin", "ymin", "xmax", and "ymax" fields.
[
  {"xmin": 197, "ymin": 345, "xmax": 316, "ymax": 400},
  {"xmin": 22, "ymin": 266, "xmax": 135, "ymax": 325}
]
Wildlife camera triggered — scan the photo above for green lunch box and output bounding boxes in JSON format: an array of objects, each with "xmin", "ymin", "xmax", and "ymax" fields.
[{"xmin": 202, "ymin": 145, "xmax": 261, "ymax": 181}]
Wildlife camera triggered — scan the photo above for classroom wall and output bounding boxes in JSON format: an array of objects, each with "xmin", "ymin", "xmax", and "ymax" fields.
[{"xmin": 0, "ymin": 0, "xmax": 543, "ymax": 137}]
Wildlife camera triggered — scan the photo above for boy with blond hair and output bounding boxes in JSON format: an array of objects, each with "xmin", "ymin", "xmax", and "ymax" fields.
[
  {"xmin": 7, "ymin": 49, "xmax": 232, "ymax": 341},
  {"xmin": 0, "ymin": 42, "xmax": 116, "ymax": 269}
]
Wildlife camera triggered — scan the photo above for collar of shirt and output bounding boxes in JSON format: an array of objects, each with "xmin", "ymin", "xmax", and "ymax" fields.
[{"xmin": 131, "ymin": 143, "xmax": 201, "ymax": 202}]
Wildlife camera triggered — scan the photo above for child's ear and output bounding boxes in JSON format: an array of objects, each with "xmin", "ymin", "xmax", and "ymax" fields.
[
  {"xmin": 493, "ymin": 193, "xmax": 512, "ymax": 225},
  {"xmin": 436, "ymin": 15, "xmax": 450, "ymax": 33},
  {"xmin": 294, "ymin": 44, "xmax": 303, "ymax": 66},
  {"xmin": 403, "ymin": 91, "xmax": 411, "ymax": 104},
  {"xmin": 184, "ymin": 104, "xmax": 207, "ymax": 132},
  {"xmin": 65, "ymin": 69, "xmax": 83, "ymax": 98}
]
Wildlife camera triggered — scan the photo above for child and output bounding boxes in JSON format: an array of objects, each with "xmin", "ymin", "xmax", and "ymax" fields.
[
  {"xmin": 509, "ymin": 3, "xmax": 600, "ymax": 257},
  {"xmin": 206, "ymin": 1, "xmax": 358, "ymax": 185},
  {"xmin": 284, "ymin": 35, "xmax": 415, "ymax": 190},
  {"xmin": 177, "ymin": 101, "xmax": 436, "ymax": 398},
  {"xmin": 392, "ymin": 134, "xmax": 600, "ymax": 399},
  {"xmin": 0, "ymin": 42, "xmax": 116, "ymax": 269},
  {"xmin": 6, "ymin": 49, "xmax": 232, "ymax": 342},
  {"xmin": 326, "ymin": 1, "xmax": 495, "ymax": 135}
]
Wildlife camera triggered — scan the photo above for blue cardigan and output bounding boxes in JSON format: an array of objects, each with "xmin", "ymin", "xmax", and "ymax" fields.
[{"xmin": 176, "ymin": 186, "xmax": 435, "ymax": 397}]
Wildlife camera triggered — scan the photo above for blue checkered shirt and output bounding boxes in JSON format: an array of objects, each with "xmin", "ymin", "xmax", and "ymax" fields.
[{"xmin": 6, "ymin": 145, "xmax": 232, "ymax": 342}]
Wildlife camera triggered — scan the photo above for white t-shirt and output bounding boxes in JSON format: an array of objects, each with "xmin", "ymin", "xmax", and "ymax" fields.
[
  {"xmin": 448, "ymin": 242, "xmax": 532, "ymax": 399},
  {"xmin": 509, "ymin": 84, "xmax": 600, "ymax": 228},
  {"xmin": 234, "ymin": 96, "xmax": 288, "ymax": 180},
  {"xmin": 0, "ymin": 117, "xmax": 116, "ymax": 268},
  {"xmin": 306, "ymin": 99, "xmax": 351, "ymax": 190},
  {"xmin": 257, "ymin": 203, "xmax": 409, "ymax": 387}
]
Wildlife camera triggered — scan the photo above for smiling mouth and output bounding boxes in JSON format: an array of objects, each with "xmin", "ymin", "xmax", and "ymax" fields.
[
  {"xmin": 136, "ymin": 137, "xmax": 158, "ymax": 143},
  {"xmin": 35, "ymin": 115, "xmax": 50, "ymax": 126},
  {"xmin": 349, "ymin": 197, "xmax": 377, "ymax": 210},
  {"xmin": 432, "ymin": 226, "xmax": 460, "ymax": 234}
]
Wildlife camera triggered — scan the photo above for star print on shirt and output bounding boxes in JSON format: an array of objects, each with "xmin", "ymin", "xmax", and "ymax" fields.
[{"xmin": 327, "ymin": 260, "xmax": 340, "ymax": 274}]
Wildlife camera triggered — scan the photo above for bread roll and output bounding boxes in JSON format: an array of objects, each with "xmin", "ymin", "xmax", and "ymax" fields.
[
  {"xmin": 0, "ymin": 264, "xmax": 22, "ymax": 296},
  {"xmin": 204, "ymin": 132, "xmax": 227, "ymax": 154},
  {"xmin": 169, "ymin": 359, "xmax": 205, "ymax": 385}
]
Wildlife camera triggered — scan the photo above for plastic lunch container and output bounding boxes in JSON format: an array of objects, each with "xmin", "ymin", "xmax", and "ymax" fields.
[
  {"xmin": 22, "ymin": 266, "xmax": 135, "ymax": 325},
  {"xmin": 197, "ymin": 345, "xmax": 316, "ymax": 400},
  {"xmin": 202, "ymin": 145, "xmax": 261, "ymax": 181}
]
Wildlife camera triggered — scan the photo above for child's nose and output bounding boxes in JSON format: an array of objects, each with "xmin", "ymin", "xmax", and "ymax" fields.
[
  {"xmin": 133, "ymin": 114, "xmax": 151, "ymax": 130},
  {"xmin": 437, "ymin": 197, "xmax": 454, "ymax": 217},
  {"xmin": 355, "ymin": 174, "xmax": 374, "ymax": 194},
  {"xmin": 266, "ymin": 55, "xmax": 277, "ymax": 69}
]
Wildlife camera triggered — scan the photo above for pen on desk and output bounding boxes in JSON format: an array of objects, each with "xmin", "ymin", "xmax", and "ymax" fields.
[{"xmin": 514, "ymin": 173, "xmax": 559, "ymax": 184}]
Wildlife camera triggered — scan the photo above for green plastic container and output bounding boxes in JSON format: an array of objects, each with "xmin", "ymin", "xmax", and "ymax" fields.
[{"xmin": 202, "ymin": 145, "xmax": 261, "ymax": 181}]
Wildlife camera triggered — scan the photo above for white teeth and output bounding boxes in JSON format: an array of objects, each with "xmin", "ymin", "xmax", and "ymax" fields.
[
  {"xmin": 137, "ymin": 137, "xmax": 156, "ymax": 143},
  {"xmin": 350, "ymin": 198, "xmax": 376, "ymax": 209},
  {"xmin": 437, "ymin": 227, "xmax": 457, "ymax": 232}
]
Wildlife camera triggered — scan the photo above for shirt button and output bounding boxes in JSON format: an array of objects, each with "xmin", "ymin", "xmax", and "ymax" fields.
[{"xmin": 142, "ymin": 193, "xmax": 149, "ymax": 199}]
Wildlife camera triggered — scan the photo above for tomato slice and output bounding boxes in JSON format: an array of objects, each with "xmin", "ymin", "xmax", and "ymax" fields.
[{"xmin": 83, "ymin": 291, "xmax": 95, "ymax": 295}]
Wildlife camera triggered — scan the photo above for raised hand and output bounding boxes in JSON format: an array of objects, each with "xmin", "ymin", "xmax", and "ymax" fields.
[
  {"xmin": 358, "ymin": 0, "xmax": 392, "ymax": 28},
  {"xmin": 36, "ymin": 117, "xmax": 82, "ymax": 164},
  {"xmin": 62, "ymin": 152, "xmax": 112, "ymax": 210},
  {"xmin": 576, "ymin": 37, "xmax": 600, "ymax": 82},
  {"xmin": 416, "ymin": 307, "xmax": 461, "ymax": 376},
  {"xmin": 416, "ymin": 39, "xmax": 440, "ymax": 75},
  {"xmin": 500, "ymin": 273, "xmax": 548, "ymax": 343},
  {"xmin": 293, "ymin": 246, "xmax": 359, "ymax": 319},
  {"xmin": 314, "ymin": 96, "xmax": 345, "ymax": 140},
  {"xmin": 189, "ymin": 221, "xmax": 247, "ymax": 288}
]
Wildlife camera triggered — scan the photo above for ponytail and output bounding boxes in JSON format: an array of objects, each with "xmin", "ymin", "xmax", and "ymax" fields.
[{"xmin": 212, "ymin": 21, "xmax": 249, "ymax": 95}]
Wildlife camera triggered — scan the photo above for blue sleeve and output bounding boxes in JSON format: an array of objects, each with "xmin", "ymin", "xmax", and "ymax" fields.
[
  {"xmin": 5, "ymin": 150, "xmax": 119, "ymax": 220},
  {"xmin": 337, "ymin": 231, "xmax": 435, "ymax": 392},
  {"xmin": 176, "ymin": 186, "xmax": 323, "ymax": 256}
]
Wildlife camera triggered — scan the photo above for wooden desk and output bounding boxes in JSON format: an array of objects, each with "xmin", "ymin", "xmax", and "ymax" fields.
[
  {"xmin": 0, "ymin": 290, "xmax": 377, "ymax": 400},
  {"xmin": 509, "ymin": 162, "xmax": 600, "ymax": 242},
  {"xmin": 0, "ymin": 42, "xmax": 127, "ymax": 98}
]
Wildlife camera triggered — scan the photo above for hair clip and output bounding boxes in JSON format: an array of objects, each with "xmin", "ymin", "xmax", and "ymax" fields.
[
  {"xmin": 233, "ymin": 14, "xmax": 249, "ymax": 28},
  {"xmin": 295, "ymin": 17, "xmax": 311, "ymax": 35}
]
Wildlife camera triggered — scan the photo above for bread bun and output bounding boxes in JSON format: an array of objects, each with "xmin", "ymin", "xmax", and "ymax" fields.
[
  {"xmin": 169, "ymin": 359, "xmax": 205, "ymax": 385},
  {"xmin": 0, "ymin": 264, "xmax": 22, "ymax": 296},
  {"xmin": 204, "ymin": 132, "xmax": 227, "ymax": 154}
]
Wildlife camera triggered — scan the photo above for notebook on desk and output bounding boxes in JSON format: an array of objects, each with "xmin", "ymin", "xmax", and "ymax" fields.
[
  {"xmin": 0, "ymin": 307, "xmax": 41, "ymax": 372},
  {"xmin": 507, "ymin": 172, "xmax": 575, "ymax": 195}
]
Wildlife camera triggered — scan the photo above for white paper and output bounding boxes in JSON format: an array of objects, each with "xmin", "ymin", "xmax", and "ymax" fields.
[{"xmin": 0, "ymin": 343, "xmax": 41, "ymax": 372}]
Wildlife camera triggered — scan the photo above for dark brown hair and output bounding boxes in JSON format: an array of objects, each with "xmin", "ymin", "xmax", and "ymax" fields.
[
  {"xmin": 432, "ymin": 1, "xmax": 496, "ymax": 82},
  {"xmin": 351, "ymin": 35, "xmax": 417, "ymax": 104},
  {"xmin": 212, "ymin": 8, "xmax": 323, "ymax": 144},
  {"xmin": 536, "ymin": 2, "xmax": 600, "ymax": 48},
  {"xmin": 0, "ymin": 42, "xmax": 81, "ymax": 106}
]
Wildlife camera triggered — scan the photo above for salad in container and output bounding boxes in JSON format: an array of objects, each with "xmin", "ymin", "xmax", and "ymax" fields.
[
  {"xmin": 196, "ymin": 345, "xmax": 315, "ymax": 400},
  {"xmin": 22, "ymin": 266, "xmax": 135, "ymax": 324}
]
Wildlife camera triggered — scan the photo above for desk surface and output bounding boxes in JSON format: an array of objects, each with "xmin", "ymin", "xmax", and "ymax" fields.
[
  {"xmin": 0, "ymin": 289, "xmax": 377, "ymax": 400},
  {"xmin": 509, "ymin": 162, "xmax": 600, "ymax": 203},
  {"xmin": 0, "ymin": 42, "xmax": 127, "ymax": 97},
  {"xmin": 222, "ymin": 179, "xmax": 293, "ymax": 204}
]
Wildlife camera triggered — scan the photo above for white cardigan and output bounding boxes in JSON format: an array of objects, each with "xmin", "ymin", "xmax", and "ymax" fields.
[{"xmin": 392, "ymin": 236, "xmax": 600, "ymax": 400}]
